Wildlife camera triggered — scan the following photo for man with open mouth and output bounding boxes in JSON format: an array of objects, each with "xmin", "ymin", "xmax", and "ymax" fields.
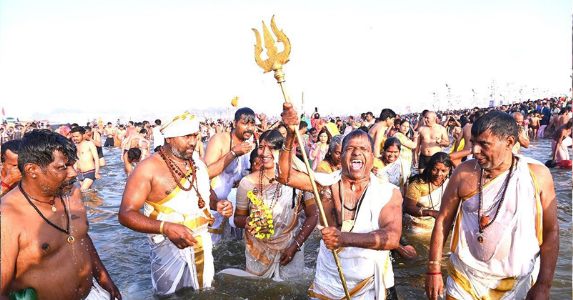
[{"xmin": 278, "ymin": 103, "xmax": 403, "ymax": 300}]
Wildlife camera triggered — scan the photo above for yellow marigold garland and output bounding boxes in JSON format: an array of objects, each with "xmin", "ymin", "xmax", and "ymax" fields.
[{"xmin": 247, "ymin": 190, "xmax": 275, "ymax": 239}]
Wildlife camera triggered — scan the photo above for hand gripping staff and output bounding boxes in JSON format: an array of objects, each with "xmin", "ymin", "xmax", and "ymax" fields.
[{"xmin": 252, "ymin": 16, "xmax": 351, "ymax": 300}]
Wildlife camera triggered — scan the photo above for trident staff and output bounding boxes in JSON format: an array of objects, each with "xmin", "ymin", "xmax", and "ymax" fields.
[{"xmin": 251, "ymin": 16, "xmax": 352, "ymax": 300}]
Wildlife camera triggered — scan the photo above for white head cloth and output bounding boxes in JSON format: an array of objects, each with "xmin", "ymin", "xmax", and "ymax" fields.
[{"xmin": 160, "ymin": 112, "xmax": 200, "ymax": 138}]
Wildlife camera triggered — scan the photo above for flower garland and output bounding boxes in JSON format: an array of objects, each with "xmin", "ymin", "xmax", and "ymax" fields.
[{"xmin": 247, "ymin": 190, "xmax": 275, "ymax": 239}]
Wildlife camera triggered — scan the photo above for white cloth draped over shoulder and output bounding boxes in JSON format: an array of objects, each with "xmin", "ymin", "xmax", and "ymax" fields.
[
  {"xmin": 143, "ymin": 152, "xmax": 215, "ymax": 295},
  {"xmin": 446, "ymin": 156, "xmax": 543, "ymax": 299},
  {"xmin": 309, "ymin": 171, "xmax": 396, "ymax": 300}
]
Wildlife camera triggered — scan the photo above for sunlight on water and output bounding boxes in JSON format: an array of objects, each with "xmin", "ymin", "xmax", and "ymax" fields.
[{"xmin": 87, "ymin": 142, "xmax": 571, "ymax": 300}]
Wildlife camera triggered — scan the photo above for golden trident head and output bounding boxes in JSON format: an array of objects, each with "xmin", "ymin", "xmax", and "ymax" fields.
[{"xmin": 252, "ymin": 15, "xmax": 291, "ymax": 83}]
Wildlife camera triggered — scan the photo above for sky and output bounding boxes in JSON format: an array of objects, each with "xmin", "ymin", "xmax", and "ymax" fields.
[{"xmin": 0, "ymin": 0, "xmax": 571, "ymax": 123}]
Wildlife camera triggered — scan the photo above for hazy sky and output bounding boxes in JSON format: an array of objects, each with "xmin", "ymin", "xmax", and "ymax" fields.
[{"xmin": 0, "ymin": 0, "xmax": 570, "ymax": 123}]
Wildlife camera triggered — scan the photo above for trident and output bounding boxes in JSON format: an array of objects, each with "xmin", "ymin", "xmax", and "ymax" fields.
[{"xmin": 252, "ymin": 16, "xmax": 351, "ymax": 300}]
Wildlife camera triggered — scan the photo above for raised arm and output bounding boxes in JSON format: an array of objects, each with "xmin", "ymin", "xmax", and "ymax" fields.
[
  {"xmin": 276, "ymin": 103, "xmax": 315, "ymax": 192},
  {"xmin": 525, "ymin": 164, "xmax": 559, "ymax": 300},
  {"xmin": 205, "ymin": 133, "xmax": 251, "ymax": 179}
]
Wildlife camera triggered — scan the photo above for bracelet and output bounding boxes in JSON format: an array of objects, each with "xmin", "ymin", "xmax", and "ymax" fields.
[
  {"xmin": 426, "ymin": 272, "xmax": 442, "ymax": 275},
  {"xmin": 1, "ymin": 181, "xmax": 14, "ymax": 189},
  {"xmin": 294, "ymin": 239, "xmax": 302, "ymax": 251},
  {"xmin": 281, "ymin": 145, "xmax": 293, "ymax": 152},
  {"xmin": 159, "ymin": 221, "xmax": 165, "ymax": 235},
  {"xmin": 230, "ymin": 150, "xmax": 237, "ymax": 157},
  {"xmin": 428, "ymin": 260, "xmax": 441, "ymax": 265}
]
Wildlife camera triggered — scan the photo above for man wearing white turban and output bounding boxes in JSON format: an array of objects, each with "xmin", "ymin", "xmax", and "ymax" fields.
[{"xmin": 118, "ymin": 112, "xmax": 234, "ymax": 295}]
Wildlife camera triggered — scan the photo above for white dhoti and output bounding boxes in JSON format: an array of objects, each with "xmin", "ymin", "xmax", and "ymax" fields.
[
  {"xmin": 446, "ymin": 156, "xmax": 543, "ymax": 299},
  {"xmin": 143, "ymin": 152, "xmax": 215, "ymax": 295},
  {"xmin": 85, "ymin": 279, "xmax": 115, "ymax": 300},
  {"xmin": 309, "ymin": 172, "xmax": 397, "ymax": 300}
]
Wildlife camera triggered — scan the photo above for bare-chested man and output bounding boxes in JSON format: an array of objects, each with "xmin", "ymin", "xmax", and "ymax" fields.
[
  {"xmin": 85, "ymin": 126, "xmax": 106, "ymax": 167},
  {"xmin": 415, "ymin": 111, "xmax": 450, "ymax": 173},
  {"xmin": 114, "ymin": 124, "xmax": 127, "ymax": 146},
  {"xmin": 71, "ymin": 127, "xmax": 101, "ymax": 190},
  {"xmin": 0, "ymin": 140, "xmax": 22, "ymax": 198},
  {"xmin": 512, "ymin": 112, "xmax": 530, "ymax": 154},
  {"xmin": 205, "ymin": 107, "xmax": 255, "ymax": 244},
  {"xmin": 551, "ymin": 119, "xmax": 573, "ymax": 162},
  {"xmin": 121, "ymin": 129, "xmax": 149, "ymax": 162},
  {"xmin": 118, "ymin": 112, "xmax": 233, "ymax": 295},
  {"xmin": 529, "ymin": 112, "xmax": 541, "ymax": 138},
  {"xmin": 369, "ymin": 108, "xmax": 396, "ymax": 157},
  {"xmin": 103, "ymin": 122, "xmax": 115, "ymax": 147},
  {"xmin": 546, "ymin": 108, "xmax": 571, "ymax": 137},
  {"xmin": 1, "ymin": 129, "xmax": 121, "ymax": 300}
]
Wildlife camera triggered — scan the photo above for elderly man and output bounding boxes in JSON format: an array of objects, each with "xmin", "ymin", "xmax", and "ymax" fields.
[
  {"xmin": 279, "ymin": 103, "xmax": 402, "ymax": 300},
  {"xmin": 416, "ymin": 111, "xmax": 450, "ymax": 173},
  {"xmin": 512, "ymin": 112, "xmax": 530, "ymax": 154},
  {"xmin": 204, "ymin": 107, "xmax": 254, "ymax": 243},
  {"xmin": 1, "ymin": 129, "xmax": 121, "ymax": 300},
  {"xmin": 1, "ymin": 140, "xmax": 22, "ymax": 198},
  {"xmin": 118, "ymin": 112, "xmax": 233, "ymax": 295},
  {"xmin": 425, "ymin": 111, "xmax": 558, "ymax": 300}
]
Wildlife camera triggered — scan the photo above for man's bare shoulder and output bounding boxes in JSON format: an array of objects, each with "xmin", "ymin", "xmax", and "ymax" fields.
[
  {"xmin": 210, "ymin": 131, "xmax": 230, "ymax": 144},
  {"xmin": 368, "ymin": 122, "xmax": 383, "ymax": 134},
  {"xmin": 1, "ymin": 191, "xmax": 25, "ymax": 217},
  {"xmin": 527, "ymin": 162, "xmax": 552, "ymax": 184}
]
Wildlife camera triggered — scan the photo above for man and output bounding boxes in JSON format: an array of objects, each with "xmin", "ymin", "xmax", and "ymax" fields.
[
  {"xmin": 415, "ymin": 111, "xmax": 450, "ymax": 173},
  {"xmin": 103, "ymin": 122, "xmax": 115, "ymax": 147},
  {"xmin": 369, "ymin": 108, "xmax": 397, "ymax": 157},
  {"xmin": 425, "ymin": 111, "xmax": 558, "ymax": 300},
  {"xmin": 279, "ymin": 103, "xmax": 402, "ymax": 300},
  {"xmin": 511, "ymin": 112, "xmax": 530, "ymax": 154},
  {"xmin": 114, "ymin": 124, "xmax": 126, "ymax": 147},
  {"xmin": 124, "ymin": 120, "xmax": 135, "ymax": 138},
  {"xmin": 1, "ymin": 140, "xmax": 22, "ymax": 198},
  {"xmin": 70, "ymin": 127, "xmax": 101, "ymax": 190},
  {"xmin": 551, "ymin": 119, "xmax": 573, "ymax": 163},
  {"xmin": 1, "ymin": 129, "xmax": 120, "ymax": 300},
  {"xmin": 363, "ymin": 111, "xmax": 376, "ymax": 128},
  {"xmin": 151, "ymin": 119, "xmax": 164, "ymax": 151},
  {"xmin": 118, "ymin": 112, "xmax": 233, "ymax": 295},
  {"xmin": 85, "ymin": 126, "xmax": 106, "ymax": 167},
  {"xmin": 121, "ymin": 128, "xmax": 149, "ymax": 161},
  {"xmin": 204, "ymin": 107, "xmax": 254, "ymax": 243}
]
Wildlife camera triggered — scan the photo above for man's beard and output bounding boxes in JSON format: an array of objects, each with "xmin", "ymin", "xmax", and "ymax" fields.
[
  {"xmin": 55, "ymin": 177, "xmax": 78, "ymax": 196},
  {"xmin": 171, "ymin": 145, "xmax": 194, "ymax": 160}
]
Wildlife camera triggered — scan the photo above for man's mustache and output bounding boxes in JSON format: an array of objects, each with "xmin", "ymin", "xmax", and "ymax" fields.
[{"xmin": 61, "ymin": 177, "xmax": 77, "ymax": 187}]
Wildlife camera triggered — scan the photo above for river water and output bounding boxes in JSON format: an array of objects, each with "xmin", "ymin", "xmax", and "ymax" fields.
[{"xmin": 86, "ymin": 139, "xmax": 571, "ymax": 299}]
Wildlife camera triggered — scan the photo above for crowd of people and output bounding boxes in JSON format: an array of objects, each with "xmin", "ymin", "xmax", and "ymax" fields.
[{"xmin": 0, "ymin": 96, "xmax": 570, "ymax": 300}]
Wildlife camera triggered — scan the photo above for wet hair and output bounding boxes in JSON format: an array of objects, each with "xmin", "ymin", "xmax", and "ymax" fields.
[
  {"xmin": 342, "ymin": 130, "xmax": 374, "ymax": 153},
  {"xmin": 383, "ymin": 137, "xmax": 402, "ymax": 151},
  {"xmin": 70, "ymin": 123, "xmax": 79, "ymax": 128},
  {"xmin": 317, "ymin": 129, "xmax": 332, "ymax": 145},
  {"xmin": 234, "ymin": 107, "xmax": 256, "ymax": 123},
  {"xmin": 1, "ymin": 139, "xmax": 22, "ymax": 163},
  {"xmin": 139, "ymin": 128, "xmax": 148, "ymax": 135},
  {"xmin": 127, "ymin": 148, "xmax": 142, "ymax": 163},
  {"xmin": 379, "ymin": 108, "xmax": 396, "ymax": 121},
  {"xmin": 70, "ymin": 126, "xmax": 86, "ymax": 135},
  {"xmin": 324, "ymin": 134, "xmax": 344, "ymax": 163},
  {"xmin": 409, "ymin": 152, "xmax": 453, "ymax": 184},
  {"xmin": 258, "ymin": 129, "xmax": 284, "ymax": 150},
  {"xmin": 18, "ymin": 129, "xmax": 78, "ymax": 174},
  {"xmin": 471, "ymin": 111, "xmax": 517, "ymax": 143}
]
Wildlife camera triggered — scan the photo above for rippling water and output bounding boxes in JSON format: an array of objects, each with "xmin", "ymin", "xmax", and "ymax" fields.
[{"xmin": 86, "ymin": 140, "xmax": 571, "ymax": 299}]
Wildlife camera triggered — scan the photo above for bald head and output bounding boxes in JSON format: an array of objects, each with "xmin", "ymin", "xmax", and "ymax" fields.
[
  {"xmin": 425, "ymin": 111, "xmax": 437, "ymax": 125},
  {"xmin": 512, "ymin": 112, "xmax": 524, "ymax": 125}
]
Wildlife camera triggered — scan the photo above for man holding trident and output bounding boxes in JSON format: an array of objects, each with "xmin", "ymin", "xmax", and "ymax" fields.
[
  {"xmin": 118, "ymin": 112, "xmax": 233, "ymax": 295},
  {"xmin": 278, "ymin": 103, "xmax": 403, "ymax": 299},
  {"xmin": 424, "ymin": 111, "xmax": 559, "ymax": 300}
]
